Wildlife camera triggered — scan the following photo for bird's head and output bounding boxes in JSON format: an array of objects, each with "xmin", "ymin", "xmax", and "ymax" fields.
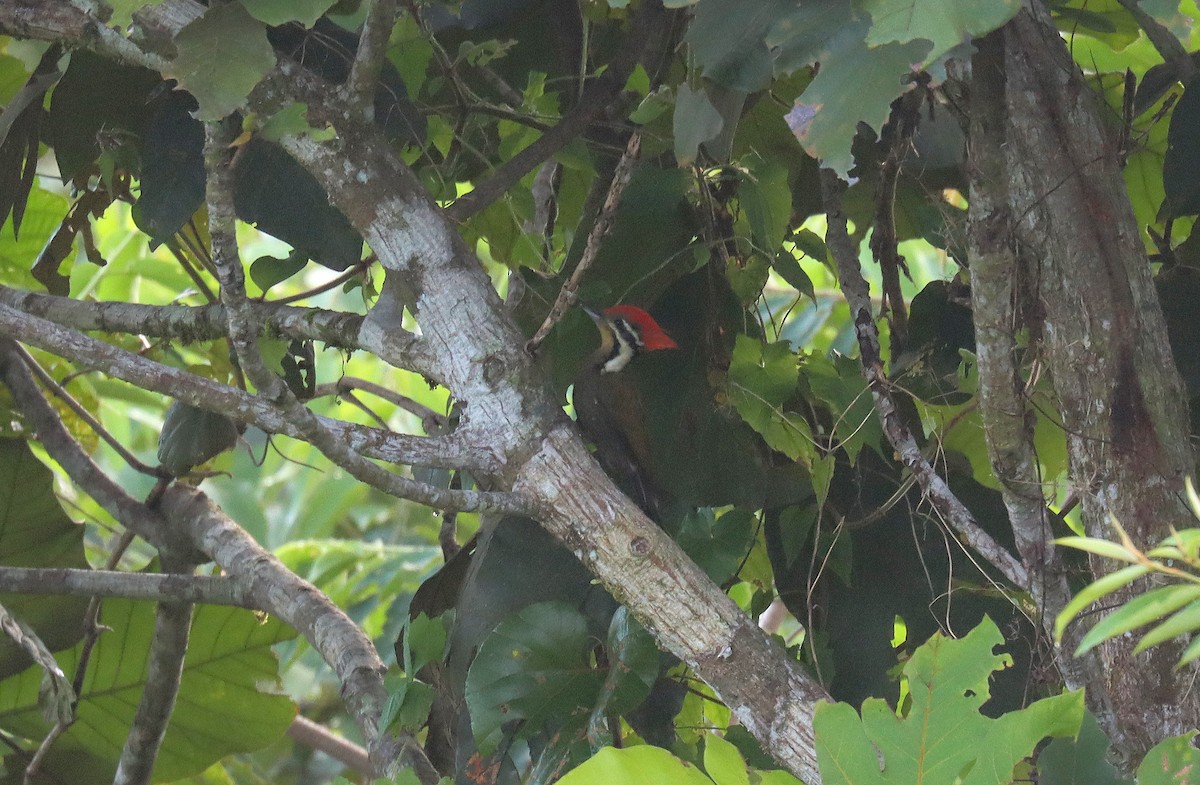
[{"xmin": 583, "ymin": 304, "xmax": 678, "ymax": 374}]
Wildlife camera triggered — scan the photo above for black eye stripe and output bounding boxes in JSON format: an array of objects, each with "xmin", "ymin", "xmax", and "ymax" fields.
[{"xmin": 612, "ymin": 318, "xmax": 643, "ymax": 350}]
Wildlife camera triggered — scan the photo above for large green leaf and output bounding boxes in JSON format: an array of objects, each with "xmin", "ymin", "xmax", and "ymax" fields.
[
  {"xmin": 727, "ymin": 335, "xmax": 814, "ymax": 463},
  {"xmin": 862, "ymin": 0, "xmax": 1019, "ymax": 55},
  {"xmin": 163, "ymin": 3, "xmax": 276, "ymax": 121},
  {"xmin": 1037, "ymin": 709, "xmax": 1130, "ymax": 785},
  {"xmin": 687, "ymin": 0, "xmax": 793, "ymax": 92},
  {"xmin": 47, "ymin": 50, "xmax": 161, "ymax": 181},
  {"xmin": 1136, "ymin": 731, "xmax": 1200, "ymax": 785},
  {"xmin": 1162, "ymin": 76, "xmax": 1200, "ymax": 218},
  {"xmin": 242, "ymin": 0, "xmax": 338, "ymax": 27},
  {"xmin": 0, "ymin": 438, "xmax": 88, "ymax": 679},
  {"xmin": 815, "ymin": 617, "xmax": 1084, "ymax": 785},
  {"xmin": 558, "ymin": 745, "xmax": 716, "ymax": 785},
  {"xmin": 0, "ymin": 599, "xmax": 296, "ymax": 783},
  {"xmin": 465, "ymin": 601, "xmax": 606, "ymax": 753}
]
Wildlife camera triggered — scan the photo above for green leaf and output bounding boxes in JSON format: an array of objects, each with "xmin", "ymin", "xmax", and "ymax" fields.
[
  {"xmin": 805, "ymin": 352, "xmax": 882, "ymax": 464},
  {"xmin": 1180, "ymin": 634, "xmax": 1200, "ymax": 666},
  {"xmin": 157, "ymin": 400, "xmax": 240, "ymax": 475},
  {"xmin": 674, "ymin": 84, "xmax": 725, "ymax": 167},
  {"xmin": 677, "ymin": 509, "xmax": 757, "ymax": 585},
  {"xmin": 381, "ymin": 677, "xmax": 434, "ymax": 733},
  {"xmin": 242, "ymin": 0, "xmax": 338, "ymax": 27},
  {"xmin": 704, "ymin": 733, "xmax": 750, "ymax": 785},
  {"xmin": 1137, "ymin": 600, "xmax": 1200, "ymax": 652},
  {"xmin": 249, "ymin": 250, "xmax": 308, "ymax": 294},
  {"xmin": 687, "ymin": 0, "xmax": 792, "ymax": 92},
  {"xmin": 1055, "ymin": 563, "xmax": 1150, "ymax": 642},
  {"xmin": 0, "ymin": 439, "xmax": 89, "ymax": 680},
  {"xmin": 861, "ymin": 0, "xmax": 1019, "ymax": 58},
  {"xmin": 1163, "ymin": 76, "xmax": 1200, "ymax": 218},
  {"xmin": 781, "ymin": 16, "xmax": 930, "ymax": 174},
  {"xmin": 739, "ymin": 155, "xmax": 791, "ymax": 257},
  {"xmin": 406, "ymin": 613, "xmax": 449, "ymax": 674},
  {"xmin": 47, "ymin": 50, "xmax": 162, "ymax": 182},
  {"xmin": 164, "ymin": 3, "xmax": 276, "ymax": 121},
  {"xmin": 1135, "ymin": 732, "xmax": 1200, "ymax": 785},
  {"xmin": 599, "ymin": 608, "xmax": 658, "ymax": 715},
  {"xmin": 1054, "ymin": 536, "xmax": 1140, "ymax": 563},
  {"xmin": 259, "ymin": 103, "xmax": 336, "ymax": 143},
  {"xmin": 0, "ymin": 600, "xmax": 296, "ymax": 784},
  {"xmin": 132, "ymin": 91, "xmax": 206, "ymax": 244},
  {"xmin": 1135, "ymin": 597, "xmax": 1200, "ymax": 653},
  {"xmin": 772, "ymin": 250, "xmax": 816, "ymax": 299},
  {"xmin": 816, "ymin": 618, "xmax": 1083, "ymax": 785},
  {"xmin": 557, "ymin": 745, "xmax": 716, "ymax": 785},
  {"xmin": 1037, "ymin": 709, "xmax": 1130, "ymax": 785},
  {"xmin": 465, "ymin": 601, "xmax": 605, "ymax": 752},
  {"xmin": 1075, "ymin": 584, "xmax": 1200, "ymax": 656},
  {"xmin": 727, "ymin": 336, "xmax": 815, "ymax": 463}
]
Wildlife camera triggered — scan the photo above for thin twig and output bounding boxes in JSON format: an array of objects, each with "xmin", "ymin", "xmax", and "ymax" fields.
[
  {"xmin": 287, "ymin": 716, "xmax": 372, "ymax": 777},
  {"xmin": 525, "ymin": 132, "xmax": 641, "ymax": 354},
  {"xmin": 14, "ymin": 343, "xmax": 164, "ymax": 478},
  {"xmin": 269, "ymin": 256, "xmax": 374, "ymax": 305},
  {"xmin": 318, "ymin": 375, "xmax": 448, "ymax": 433},
  {"xmin": 0, "ymin": 306, "xmax": 482, "ymax": 473},
  {"xmin": 820, "ymin": 169, "xmax": 1029, "ymax": 589}
]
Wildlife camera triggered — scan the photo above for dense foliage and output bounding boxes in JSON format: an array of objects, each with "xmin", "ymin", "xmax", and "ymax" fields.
[{"xmin": 1, "ymin": 0, "xmax": 1199, "ymax": 784}]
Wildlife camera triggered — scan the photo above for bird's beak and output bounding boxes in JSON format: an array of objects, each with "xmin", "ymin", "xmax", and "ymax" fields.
[{"xmin": 581, "ymin": 305, "xmax": 603, "ymax": 323}]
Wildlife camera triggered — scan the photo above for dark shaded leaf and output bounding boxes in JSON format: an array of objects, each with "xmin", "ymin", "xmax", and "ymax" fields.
[
  {"xmin": 1037, "ymin": 709, "xmax": 1131, "ymax": 785},
  {"xmin": 0, "ymin": 439, "xmax": 88, "ymax": 680},
  {"xmin": 157, "ymin": 400, "xmax": 240, "ymax": 475},
  {"xmin": 1163, "ymin": 76, "xmax": 1200, "ymax": 218},
  {"xmin": 131, "ymin": 90, "xmax": 205, "ymax": 244},
  {"xmin": 267, "ymin": 19, "xmax": 426, "ymax": 147},
  {"xmin": 465, "ymin": 601, "xmax": 605, "ymax": 752},
  {"xmin": 234, "ymin": 139, "xmax": 363, "ymax": 270},
  {"xmin": 164, "ymin": 3, "xmax": 276, "ymax": 121},
  {"xmin": 47, "ymin": 51, "xmax": 161, "ymax": 182}
]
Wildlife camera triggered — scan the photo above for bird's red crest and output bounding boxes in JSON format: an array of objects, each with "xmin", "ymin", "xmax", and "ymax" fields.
[{"xmin": 604, "ymin": 305, "xmax": 678, "ymax": 351}]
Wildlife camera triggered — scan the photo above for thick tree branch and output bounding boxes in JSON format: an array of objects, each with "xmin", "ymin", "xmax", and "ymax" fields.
[
  {"xmin": 967, "ymin": 29, "xmax": 1109, "ymax": 709},
  {"xmin": 159, "ymin": 485, "xmax": 439, "ymax": 784},
  {"xmin": 0, "ymin": 284, "xmax": 437, "ymax": 373},
  {"xmin": 204, "ymin": 121, "xmax": 529, "ymax": 515},
  {"xmin": 821, "ymin": 170, "xmax": 1030, "ymax": 590},
  {"xmin": 516, "ymin": 426, "xmax": 828, "ymax": 784},
  {"xmin": 0, "ymin": 567, "xmax": 250, "ymax": 607},
  {"xmin": 980, "ymin": 4, "xmax": 1198, "ymax": 762},
  {"xmin": 0, "ymin": 305, "xmax": 489, "ymax": 473}
]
